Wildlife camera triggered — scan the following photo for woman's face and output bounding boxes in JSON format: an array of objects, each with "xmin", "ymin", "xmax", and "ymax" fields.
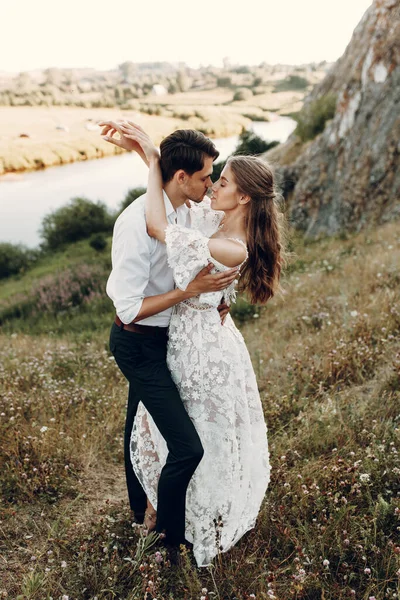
[{"xmin": 210, "ymin": 164, "xmax": 242, "ymax": 211}]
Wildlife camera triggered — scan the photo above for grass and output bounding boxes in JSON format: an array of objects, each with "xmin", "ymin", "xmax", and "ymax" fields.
[{"xmin": 0, "ymin": 221, "xmax": 399, "ymax": 599}]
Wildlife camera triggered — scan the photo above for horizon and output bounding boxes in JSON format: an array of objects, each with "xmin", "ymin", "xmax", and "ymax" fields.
[{"xmin": 2, "ymin": 0, "xmax": 372, "ymax": 74}]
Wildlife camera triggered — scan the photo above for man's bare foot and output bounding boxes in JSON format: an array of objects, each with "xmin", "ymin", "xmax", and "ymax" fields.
[{"xmin": 144, "ymin": 508, "xmax": 157, "ymax": 533}]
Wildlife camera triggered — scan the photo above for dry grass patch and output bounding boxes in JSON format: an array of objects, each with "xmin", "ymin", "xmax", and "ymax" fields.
[{"xmin": 0, "ymin": 220, "xmax": 399, "ymax": 599}]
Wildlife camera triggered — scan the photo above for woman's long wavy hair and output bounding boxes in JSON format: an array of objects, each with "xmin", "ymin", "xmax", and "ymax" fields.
[{"xmin": 227, "ymin": 155, "xmax": 289, "ymax": 304}]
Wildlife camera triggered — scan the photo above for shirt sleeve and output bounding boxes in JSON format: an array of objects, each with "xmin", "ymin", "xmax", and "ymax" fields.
[{"xmin": 106, "ymin": 211, "xmax": 152, "ymax": 324}]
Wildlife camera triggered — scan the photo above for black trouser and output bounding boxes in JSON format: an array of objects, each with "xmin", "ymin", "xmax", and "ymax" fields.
[{"xmin": 109, "ymin": 321, "xmax": 204, "ymax": 545}]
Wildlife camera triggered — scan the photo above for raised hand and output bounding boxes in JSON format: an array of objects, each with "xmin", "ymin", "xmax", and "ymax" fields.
[
  {"xmin": 98, "ymin": 120, "xmax": 141, "ymax": 153},
  {"xmin": 119, "ymin": 122, "xmax": 160, "ymax": 163}
]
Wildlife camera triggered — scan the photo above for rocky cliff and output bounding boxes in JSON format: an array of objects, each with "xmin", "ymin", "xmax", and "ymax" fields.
[{"xmin": 271, "ymin": 0, "xmax": 400, "ymax": 237}]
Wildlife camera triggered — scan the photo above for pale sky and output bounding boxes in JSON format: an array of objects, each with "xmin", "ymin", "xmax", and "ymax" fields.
[{"xmin": 2, "ymin": 0, "xmax": 373, "ymax": 72}]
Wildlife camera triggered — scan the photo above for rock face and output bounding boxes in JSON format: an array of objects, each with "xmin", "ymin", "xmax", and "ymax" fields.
[{"xmin": 275, "ymin": 0, "xmax": 400, "ymax": 237}]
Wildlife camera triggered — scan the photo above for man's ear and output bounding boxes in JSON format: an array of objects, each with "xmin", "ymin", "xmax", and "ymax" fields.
[{"xmin": 175, "ymin": 169, "xmax": 187, "ymax": 185}]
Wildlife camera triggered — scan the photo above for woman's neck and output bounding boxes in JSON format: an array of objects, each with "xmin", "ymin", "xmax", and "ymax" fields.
[{"xmin": 219, "ymin": 209, "xmax": 247, "ymax": 240}]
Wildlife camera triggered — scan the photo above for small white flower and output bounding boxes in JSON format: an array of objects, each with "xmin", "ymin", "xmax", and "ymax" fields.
[
  {"xmin": 61, "ymin": 560, "xmax": 67, "ymax": 568},
  {"xmin": 40, "ymin": 426, "xmax": 48, "ymax": 433},
  {"xmin": 350, "ymin": 310, "xmax": 358, "ymax": 317},
  {"xmin": 364, "ymin": 567, "xmax": 371, "ymax": 575},
  {"xmin": 62, "ymin": 596, "xmax": 69, "ymax": 600},
  {"xmin": 359, "ymin": 473, "xmax": 371, "ymax": 483},
  {"xmin": 323, "ymin": 559, "xmax": 330, "ymax": 567}
]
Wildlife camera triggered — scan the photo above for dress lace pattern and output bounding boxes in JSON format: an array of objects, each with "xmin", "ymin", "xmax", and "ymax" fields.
[{"xmin": 130, "ymin": 198, "xmax": 270, "ymax": 567}]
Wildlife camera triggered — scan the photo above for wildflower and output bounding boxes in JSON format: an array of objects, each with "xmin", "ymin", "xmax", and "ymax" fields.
[
  {"xmin": 154, "ymin": 551, "xmax": 163, "ymax": 564},
  {"xmin": 350, "ymin": 310, "xmax": 358, "ymax": 317},
  {"xmin": 62, "ymin": 596, "xmax": 69, "ymax": 600},
  {"xmin": 202, "ymin": 590, "xmax": 208, "ymax": 595},
  {"xmin": 359, "ymin": 473, "xmax": 371, "ymax": 483},
  {"xmin": 323, "ymin": 559, "xmax": 330, "ymax": 567},
  {"xmin": 369, "ymin": 597, "xmax": 376, "ymax": 600},
  {"xmin": 40, "ymin": 426, "xmax": 48, "ymax": 433},
  {"xmin": 364, "ymin": 567, "xmax": 371, "ymax": 575},
  {"xmin": 61, "ymin": 560, "xmax": 67, "ymax": 568}
]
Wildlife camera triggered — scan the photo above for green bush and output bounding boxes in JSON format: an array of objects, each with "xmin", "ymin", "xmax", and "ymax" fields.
[
  {"xmin": 211, "ymin": 160, "xmax": 226, "ymax": 182},
  {"xmin": 89, "ymin": 233, "xmax": 107, "ymax": 252},
  {"xmin": 119, "ymin": 187, "xmax": 146, "ymax": 213},
  {"xmin": 233, "ymin": 88, "xmax": 253, "ymax": 101},
  {"xmin": 234, "ymin": 129, "xmax": 279, "ymax": 155},
  {"xmin": 217, "ymin": 76, "xmax": 232, "ymax": 87},
  {"xmin": 295, "ymin": 93, "xmax": 337, "ymax": 142},
  {"xmin": 211, "ymin": 130, "xmax": 279, "ymax": 182},
  {"xmin": 274, "ymin": 74, "xmax": 309, "ymax": 92},
  {"xmin": 0, "ymin": 243, "xmax": 38, "ymax": 279},
  {"xmin": 40, "ymin": 197, "xmax": 114, "ymax": 251}
]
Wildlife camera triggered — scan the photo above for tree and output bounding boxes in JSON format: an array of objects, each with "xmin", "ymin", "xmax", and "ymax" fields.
[
  {"xmin": 118, "ymin": 61, "xmax": 137, "ymax": 82},
  {"xmin": 40, "ymin": 197, "xmax": 114, "ymax": 250}
]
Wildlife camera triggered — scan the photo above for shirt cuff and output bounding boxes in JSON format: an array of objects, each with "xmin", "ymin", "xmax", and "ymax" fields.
[{"xmin": 116, "ymin": 297, "xmax": 144, "ymax": 324}]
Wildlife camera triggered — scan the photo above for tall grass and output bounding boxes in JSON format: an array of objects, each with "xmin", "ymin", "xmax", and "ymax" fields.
[{"xmin": 0, "ymin": 221, "xmax": 399, "ymax": 599}]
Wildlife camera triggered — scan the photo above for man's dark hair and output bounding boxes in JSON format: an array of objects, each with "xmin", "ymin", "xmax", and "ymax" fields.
[{"xmin": 159, "ymin": 129, "xmax": 219, "ymax": 182}]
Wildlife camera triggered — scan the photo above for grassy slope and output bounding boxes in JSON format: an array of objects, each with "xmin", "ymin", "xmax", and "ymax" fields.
[{"xmin": 0, "ymin": 222, "xmax": 399, "ymax": 599}]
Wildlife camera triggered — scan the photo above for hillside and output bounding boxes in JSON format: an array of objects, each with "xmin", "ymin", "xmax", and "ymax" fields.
[
  {"xmin": 269, "ymin": 0, "xmax": 400, "ymax": 237},
  {"xmin": 1, "ymin": 220, "xmax": 399, "ymax": 599}
]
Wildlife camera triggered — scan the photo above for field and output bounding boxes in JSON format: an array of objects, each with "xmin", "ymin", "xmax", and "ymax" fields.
[
  {"xmin": 0, "ymin": 85, "xmax": 305, "ymax": 177},
  {"xmin": 0, "ymin": 220, "xmax": 399, "ymax": 599}
]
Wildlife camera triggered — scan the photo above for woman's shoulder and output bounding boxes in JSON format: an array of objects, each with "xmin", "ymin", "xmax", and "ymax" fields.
[{"xmin": 208, "ymin": 237, "xmax": 248, "ymax": 268}]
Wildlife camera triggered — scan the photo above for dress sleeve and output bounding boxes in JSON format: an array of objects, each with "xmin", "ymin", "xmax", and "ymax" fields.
[{"xmin": 165, "ymin": 224, "xmax": 211, "ymax": 291}]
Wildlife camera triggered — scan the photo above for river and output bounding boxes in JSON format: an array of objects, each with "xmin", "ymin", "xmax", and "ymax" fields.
[{"xmin": 0, "ymin": 117, "xmax": 296, "ymax": 248}]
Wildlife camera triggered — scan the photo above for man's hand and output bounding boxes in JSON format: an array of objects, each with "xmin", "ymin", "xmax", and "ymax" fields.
[
  {"xmin": 185, "ymin": 264, "xmax": 239, "ymax": 297},
  {"xmin": 217, "ymin": 301, "xmax": 230, "ymax": 325}
]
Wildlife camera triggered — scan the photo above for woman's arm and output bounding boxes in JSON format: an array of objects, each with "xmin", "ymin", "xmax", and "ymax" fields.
[
  {"xmin": 145, "ymin": 156, "xmax": 169, "ymax": 242},
  {"xmin": 119, "ymin": 123, "xmax": 167, "ymax": 242}
]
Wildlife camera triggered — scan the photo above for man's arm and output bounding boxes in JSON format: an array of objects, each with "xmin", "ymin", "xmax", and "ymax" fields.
[
  {"xmin": 131, "ymin": 264, "xmax": 236, "ymax": 323},
  {"xmin": 107, "ymin": 209, "xmax": 238, "ymax": 324}
]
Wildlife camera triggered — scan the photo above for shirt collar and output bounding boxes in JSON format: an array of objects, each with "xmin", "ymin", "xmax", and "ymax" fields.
[
  {"xmin": 163, "ymin": 189, "xmax": 176, "ymax": 219},
  {"xmin": 163, "ymin": 189, "xmax": 190, "ymax": 220}
]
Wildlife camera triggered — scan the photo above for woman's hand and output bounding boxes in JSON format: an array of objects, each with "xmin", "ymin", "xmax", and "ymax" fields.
[
  {"xmin": 119, "ymin": 121, "xmax": 160, "ymax": 164},
  {"xmin": 98, "ymin": 120, "xmax": 142, "ymax": 153}
]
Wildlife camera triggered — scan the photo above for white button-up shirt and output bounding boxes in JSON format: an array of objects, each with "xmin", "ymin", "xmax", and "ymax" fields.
[{"xmin": 106, "ymin": 190, "xmax": 190, "ymax": 326}]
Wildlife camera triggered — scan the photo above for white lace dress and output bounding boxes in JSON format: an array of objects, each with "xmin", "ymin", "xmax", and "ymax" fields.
[{"xmin": 130, "ymin": 200, "xmax": 271, "ymax": 567}]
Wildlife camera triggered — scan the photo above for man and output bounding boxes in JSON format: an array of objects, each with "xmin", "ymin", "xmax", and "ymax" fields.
[{"xmin": 100, "ymin": 123, "xmax": 237, "ymax": 548}]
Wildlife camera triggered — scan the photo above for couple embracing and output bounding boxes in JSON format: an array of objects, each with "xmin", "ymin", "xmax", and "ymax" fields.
[{"xmin": 100, "ymin": 120, "xmax": 285, "ymax": 567}]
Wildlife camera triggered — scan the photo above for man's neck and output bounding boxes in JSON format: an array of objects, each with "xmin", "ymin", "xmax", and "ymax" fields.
[{"xmin": 163, "ymin": 181, "xmax": 187, "ymax": 211}]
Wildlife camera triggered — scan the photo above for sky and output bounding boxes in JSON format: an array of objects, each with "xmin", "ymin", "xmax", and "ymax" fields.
[{"xmin": 2, "ymin": 0, "xmax": 373, "ymax": 73}]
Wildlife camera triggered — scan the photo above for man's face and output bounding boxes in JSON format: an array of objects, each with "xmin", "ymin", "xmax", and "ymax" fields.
[{"xmin": 182, "ymin": 156, "xmax": 214, "ymax": 203}]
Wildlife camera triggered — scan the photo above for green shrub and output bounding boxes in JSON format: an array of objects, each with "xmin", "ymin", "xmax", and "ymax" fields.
[
  {"xmin": 217, "ymin": 76, "xmax": 232, "ymax": 87},
  {"xmin": 89, "ymin": 233, "xmax": 107, "ymax": 252},
  {"xmin": 211, "ymin": 160, "xmax": 226, "ymax": 182},
  {"xmin": 0, "ymin": 243, "xmax": 38, "ymax": 279},
  {"xmin": 234, "ymin": 129, "xmax": 279, "ymax": 155},
  {"xmin": 274, "ymin": 74, "xmax": 309, "ymax": 92},
  {"xmin": 295, "ymin": 93, "xmax": 337, "ymax": 142},
  {"xmin": 119, "ymin": 187, "xmax": 146, "ymax": 213},
  {"xmin": 233, "ymin": 88, "xmax": 253, "ymax": 101},
  {"xmin": 40, "ymin": 197, "xmax": 114, "ymax": 251},
  {"xmin": 211, "ymin": 130, "xmax": 279, "ymax": 182}
]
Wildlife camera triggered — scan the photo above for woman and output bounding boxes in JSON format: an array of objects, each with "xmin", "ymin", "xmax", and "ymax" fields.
[{"xmin": 116, "ymin": 122, "xmax": 286, "ymax": 567}]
